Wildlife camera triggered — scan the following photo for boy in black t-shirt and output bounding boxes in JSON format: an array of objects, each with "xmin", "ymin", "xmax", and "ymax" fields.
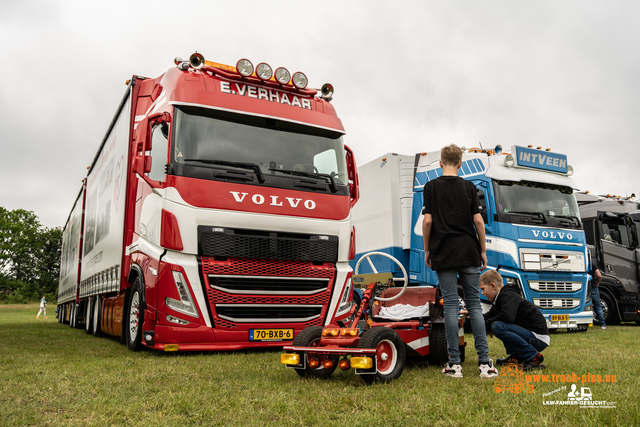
[{"xmin": 422, "ymin": 144, "xmax": 497, "ymax": 379}]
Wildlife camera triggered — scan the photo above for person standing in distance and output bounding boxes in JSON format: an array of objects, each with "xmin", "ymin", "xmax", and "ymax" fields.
[
  {"xmin": 37, "ymin": 296, "xmax": 47, "ymax": 319},
  {"xmin": 422, "ymin": 144, "xmax": 497, "ymax": 379}
]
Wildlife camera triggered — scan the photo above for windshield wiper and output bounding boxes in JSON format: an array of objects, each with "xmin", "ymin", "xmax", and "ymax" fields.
[
  {"xmin": 183, "ymin": 159, "xmax": 265, "ymax": 183},
  {"xmin": 507, "ymin": 211, "xmax": 548, "ymax": 224},
  {"xmin": 551, "ymin": 215, "xmax": 581, "ymax": 227},
  {"xmin": 269, "ymin": 168, "xmax": 337, "ymax": 193}
]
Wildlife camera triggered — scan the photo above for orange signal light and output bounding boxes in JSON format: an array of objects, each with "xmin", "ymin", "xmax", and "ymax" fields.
[
  {"xmin": 536, "ymin": 146, "xmax": 542, "ymax": 150},
  {"xmin": 322, "ymin": 328, "xmax": 340, "ymax": 337},
  {"xmin": 339, "ymin": 359, "xmax": 351, "ymax": 370},
  {"xmin": 322, "ymin": 359, "xmax": 334, "ymax": 370},
  {"xmin": 308, "ymin": 357, "xmax": 320, "ymax": 368},
  {"xmin": 340, "ymin": 328, "xmax": 359, "ymax": 337}
]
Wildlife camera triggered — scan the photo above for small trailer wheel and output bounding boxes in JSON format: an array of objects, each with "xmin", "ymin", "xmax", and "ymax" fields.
[
  {"xmin": 357, "ymin": 326, "xmax": 406, "ymax": 384},
  {"xmin": 291, "ymin": 326, "xmax": 337, "ymax": 379}
]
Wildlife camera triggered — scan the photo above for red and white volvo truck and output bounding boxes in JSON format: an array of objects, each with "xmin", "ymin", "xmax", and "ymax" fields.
[{"xmin": 57, "ymin": 53, "xmax": 359, "ymax": 352}]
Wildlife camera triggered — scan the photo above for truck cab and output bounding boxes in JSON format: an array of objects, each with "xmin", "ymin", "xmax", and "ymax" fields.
[{"xmin": 578, "ymin": 194, "xmax": 640, "ymax": 325}]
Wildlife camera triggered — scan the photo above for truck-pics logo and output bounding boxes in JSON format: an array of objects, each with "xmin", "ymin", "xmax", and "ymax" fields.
[{"xmin": 230, "ymin": 191, "xmax": 316, "ymax": 210}]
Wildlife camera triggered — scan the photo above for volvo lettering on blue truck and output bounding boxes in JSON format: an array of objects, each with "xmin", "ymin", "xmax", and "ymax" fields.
[{"xmin": 351, "ymin": 145, "xmax": 592, "ymax": 331}]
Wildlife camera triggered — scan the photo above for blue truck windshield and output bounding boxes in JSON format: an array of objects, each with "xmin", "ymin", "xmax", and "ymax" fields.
[{"xmin": 493, "ymin": 180, "xmax": 582, "ymax": 229}]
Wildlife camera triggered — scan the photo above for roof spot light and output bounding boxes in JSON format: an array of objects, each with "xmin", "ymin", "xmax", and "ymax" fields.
[
  {"xmin": 236, "ymin": 59, "xmax": 254, "ymax": 77},
  {"xmin": 292, "ymin": 71, "xmax": 308, "ymax": 89},
  {"xmin": 275, "ymin": 67, "xmax": 291, "ymax": 84},
  {"xmin": 256, "ymin": 63, "xmax": 273, "ymax": 80}
]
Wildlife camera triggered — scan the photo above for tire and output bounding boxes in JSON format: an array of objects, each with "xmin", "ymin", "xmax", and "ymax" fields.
[
  {"xmin": 357, "ymin": 326, "xmax": 406, "ymax": 384},
  {"xmin": 600, "ymin": 291, "xmax": 621, "ymax": 325},
  {"xmin": 60, "ymin": 304, "xmax": 67, "ymax": 324},
  {"xmin": 291, "ymin": 326, "xmax": 337, "ymax": 379},
  {"xmin": 92, "ymin": 296, "xmax": 102, "ymax": 337},
  {"xmin": 428, "ymin": 323, "xmax": 449, "ymax": 366},
  {"xmin": 126, "ymin": 278, "xmax": 145, "ymax": 351},
  {"xmin": 84, "ymin": 298, "xmax": 93, "ymax": 334},
  {"xmin": 57, "ymin": 305, "xmax": 62, "ymax": 323},
  {"xmin": 70, "ymin": 304, "xmax": 76, "ymax": 328}
]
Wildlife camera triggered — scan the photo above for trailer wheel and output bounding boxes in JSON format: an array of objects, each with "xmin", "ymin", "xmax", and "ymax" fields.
[
  {"xmin": 357, "ymin": 327, "xmax": 406, "ymax": 384},
  {"xmin": 92, "ymin": 296, "xmax": 102, "ymax": 337},
  {"xmin": 84, "ymin": 298, "xmax": 93, "ymax": 334},
  {"xmin": 292, "ymin": 326, "xmax": 337, "ymax": 379},
  {"xmin": 70, "ymin": 304, "xmax": 77, "ymax": 328},
  {"xmin": 600, "ymin": 291, "xmax": 620, "ymax": 325},
  {"xmin": 428, "ymin": 323, "xmax": 449, "ymax": 366},
  {"xmin": 126, "ymin": 278, "xmax": 144, "ymax": 351},
  {"xmin": 57, "ymin": 305, "xmax": 63, "ymax": 323}
]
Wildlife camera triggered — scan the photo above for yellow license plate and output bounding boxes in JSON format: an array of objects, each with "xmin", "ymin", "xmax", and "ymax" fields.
[
  {"xmin": 550, "ymin": 315, "xmax": 569, "ymax": 321},
  {"xmin": 250, "ymin": 329, "xmax": 293, "ymax": 341}
]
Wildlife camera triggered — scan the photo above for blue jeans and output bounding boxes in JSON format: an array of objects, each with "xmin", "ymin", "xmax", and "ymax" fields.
[
  {"xmin": 436, "ymin": 266, "xmax": 489, "ymax": 364},
  {"xmin": 491, "ymin": 321, "xmax": 548, "ymax": 361},
  {"xmin": 591, "ymin": 287, "xmax": 606, "ymax": 326}
]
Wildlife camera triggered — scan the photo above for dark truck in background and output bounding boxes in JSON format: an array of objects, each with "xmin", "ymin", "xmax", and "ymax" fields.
[{"xmin": 578, "ymin": 193, "xmax": 640, "ymax": 325}]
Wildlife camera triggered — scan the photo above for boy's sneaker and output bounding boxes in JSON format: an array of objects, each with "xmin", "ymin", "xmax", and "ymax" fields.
[
  {"xmin": 531, "ymin": 353, "xmax": 544, "ymax": 365},
  {"xmin": 496, "ymin": 354, "xmax": 523, "ymax": 366},
  {"xmin": 442, "ymin": 363, "xmax": 463, "ymax": 378},
  {"xmin": 479, "ymin": 360, "xmax": 498, "ymax": 379}
]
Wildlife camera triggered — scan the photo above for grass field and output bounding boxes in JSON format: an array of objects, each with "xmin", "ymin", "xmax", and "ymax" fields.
[{"xmin": 0, "ymin": 303, "xmax": 638, "ymax": 426}]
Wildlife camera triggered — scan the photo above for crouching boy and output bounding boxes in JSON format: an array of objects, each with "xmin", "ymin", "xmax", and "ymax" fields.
[{"xmin": 480, "ymin": 270, "xmax": 549, "ymax": 371}]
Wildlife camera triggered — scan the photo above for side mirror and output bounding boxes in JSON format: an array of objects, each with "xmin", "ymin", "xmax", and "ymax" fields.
[{"xmin": 133, "ymin": 155, "xmax": 152, "ymax": 175}]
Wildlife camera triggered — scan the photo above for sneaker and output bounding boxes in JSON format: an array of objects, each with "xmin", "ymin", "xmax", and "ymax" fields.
[
  {"xmin": 531, "ymin": 353, "xmax": 544, "ymax": 365},
  {"xmin": 442, "ymin": 363, "xmax": 463, "ymax": 378},
  {"xmin": 601, "ymin": 325, "xmax": 608, "ymax": 330},
  {"xmin": 496, "ymin": 354, "xmax": 523, "ymax": 366},
  {"xmin": 479, "ymin": 360, "xmax": 498, "ymax": 379},
  {"xmin": 36, "ymin": 317, "xmax": 40, "ymax": 319}
]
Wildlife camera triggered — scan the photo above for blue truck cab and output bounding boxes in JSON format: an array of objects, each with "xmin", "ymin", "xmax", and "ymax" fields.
[{"xmin": 351, "ymin": 146, "xmax": 593, "ymax": 331}]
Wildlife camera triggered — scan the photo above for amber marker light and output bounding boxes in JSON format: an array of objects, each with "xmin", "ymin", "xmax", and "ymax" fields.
[
  {"xmin": 350, "ymin": 357, "xmax": 373, "ymax": 369},
  {"xmin": 280, "ymin": 353, "xmax": 300, "ymax": 365},
  {"xmin": 164, "ymin": 344, "xmax": 179, "ymax": 352},
  {"xmin": 308, "ymin": 357, "xmax": 320, "ymax": 369},
  {"xmin": 322, "ymin": 328, "xmax": 340, "ymax": 337},
  {"xmin": 340, "ymin": 328, "xmax": 359, "ymax": 337},
  {"xmin": 339, "ymin": 359, "xmax": 351, "ymax": 370}
]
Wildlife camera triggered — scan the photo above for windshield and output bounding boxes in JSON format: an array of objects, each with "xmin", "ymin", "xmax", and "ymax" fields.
[
  {"xmin": 493, "ymin": 180, "xmax": 582, "ymax": 229},
  {"xmin": 171, "ymin": 106, "xmax": 348, "ymax": 192}
]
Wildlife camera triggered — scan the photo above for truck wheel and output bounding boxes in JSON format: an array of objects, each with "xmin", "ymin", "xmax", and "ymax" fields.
[
  {"xmin": 357, "ymin": 326, "xmax": 406, "ymax": 384},
  {"xmin": 428, "ymin": 323, "xmax": 449, "ymax": 366},
  {"xmin": 291, "ymin": 326, "xmax": 337, "ymax": 379},
  {"xmin": 84, "ymin": 298, "xmax": 93, "ymax": 334},
  {"xmin": 57, "ymin": 305, "xmax": 63, "ymax": 323},
  {"xmin": 70, "ymin": 304, "xmax": 76, "ymax": 328},
  {"xmin": 126, "ymin": 278, "xmax": 145, "ymax": 351},
  {"xmin": 600, "ymin": 291, "xmax": 620, "ymax": 325},
  {"xmin": 92, "ymin": 296, "xmax": 102, "ymax": 337}
]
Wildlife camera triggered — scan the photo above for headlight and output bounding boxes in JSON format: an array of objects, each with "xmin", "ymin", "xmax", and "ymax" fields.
[
  {"xmin": 236, "ymin": 59, "xmax": 254, "ymax": 77},
  {"xmin": 165, "ymin": 271, "xmax": 199, "ymax": 318}
]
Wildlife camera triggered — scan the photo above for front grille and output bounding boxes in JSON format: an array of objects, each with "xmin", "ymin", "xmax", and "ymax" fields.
[
  {"xmin": 216, "ymin": 304, "xmax": 323, "ymax": 322},
  {"xmin": 201, "ymin": 257, "xmax": 335, "ymax": 330},
  {"xmin": 533, "ymin": 298, "xmax": 580, "ymax": 309},
  {"xmin": 209, "ymin": 276, "xmax": 328, "ymax": 294},
  {"xmin": 529, "ymin": 281, "xmax": 582, "ymax": 292},
  {"xmin": 199, "ymin": 226, "xmax": 338, "ymax": 263}
]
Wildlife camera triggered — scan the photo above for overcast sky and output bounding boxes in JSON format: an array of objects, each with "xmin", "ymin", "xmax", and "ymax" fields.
[{"xmin": 1, "ymin": 0, "xmax": 639, "ymax": 228}]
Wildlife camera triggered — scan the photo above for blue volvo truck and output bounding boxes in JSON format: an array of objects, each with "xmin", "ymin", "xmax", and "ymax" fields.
[{"xmin": 351, "ymin": 145, "xmax": 592, "ymax": 331}]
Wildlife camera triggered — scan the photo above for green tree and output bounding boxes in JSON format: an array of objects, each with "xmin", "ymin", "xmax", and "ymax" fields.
[{"xmin": 0, "ymin": 207, "xmax": 61, "ymax": 301}]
